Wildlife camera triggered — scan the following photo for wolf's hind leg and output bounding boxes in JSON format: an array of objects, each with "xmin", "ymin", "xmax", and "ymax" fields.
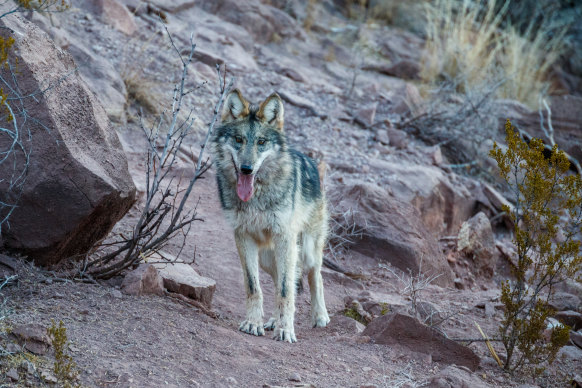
[
  {"xmin": 235, "ymin": 231, "xmax": 264, "ymax": 336},
  {"xmin": 304, "ymin": 233, "xmax": 330, "ymax": 328},
  {"xmin": 259, "ymin": 248, "xmax": 279, "ymax": 331}
]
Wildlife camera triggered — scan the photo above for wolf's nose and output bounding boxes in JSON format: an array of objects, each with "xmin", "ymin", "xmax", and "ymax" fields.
[{"xmin": 241, "ymin": 165, "xmax": 253, "ymax": 175}]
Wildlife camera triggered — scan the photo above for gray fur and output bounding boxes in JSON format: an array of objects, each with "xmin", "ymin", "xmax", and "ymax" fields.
[{"xmin": 211, "ymin": 89, "xmax": 330, "ymax": 343}]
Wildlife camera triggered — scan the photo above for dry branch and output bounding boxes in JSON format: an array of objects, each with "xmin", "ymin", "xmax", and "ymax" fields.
[{"xmin": 79, "ymin": 27, "xmax": 234, "ymax": 280}]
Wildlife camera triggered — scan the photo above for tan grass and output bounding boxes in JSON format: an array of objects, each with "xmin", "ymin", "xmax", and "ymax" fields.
[
  {"xmin": 421, "ymin": 0, "xmax": 567, "ymax": 108},
  {"xmin": 119, "ymin": 32, "xmax": 166, "ymax": 116}
]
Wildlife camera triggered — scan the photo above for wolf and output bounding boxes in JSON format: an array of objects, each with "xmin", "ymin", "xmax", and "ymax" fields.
[{"xmin": 210, "ymin": 89, "xmax": 330, "ymax": 343}]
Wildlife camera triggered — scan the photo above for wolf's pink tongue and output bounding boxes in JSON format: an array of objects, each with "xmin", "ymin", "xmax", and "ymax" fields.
[{"xmin": 237, "ymin": 174, "xmax": 255, "ymax": 202}]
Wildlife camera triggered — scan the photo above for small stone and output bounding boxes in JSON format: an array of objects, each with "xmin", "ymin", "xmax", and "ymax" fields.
[
  {"xmin": 6, "ymin": 367, "xmax": 19, "ymax": 381},
  {"xmin": 288, "ymin": 372, "xmax": 301, "ymax": 382},
  {"xmin": 226, "ymin": 377, "xmax": 238, "ymax": 385},
  {"xmin": 110, "ymin": 289, "xmax": 123, "ymax": 299},
  {"xmin": 362, "ymin": 367, "xmax": 372, "ymax": 372},
  {"xmin": 41, "ymin": 370, "xmax": 58, "ymax": 383},
  {"xmin": 374, "ymin": 130, "xmax": 390, "ymax": 146}
]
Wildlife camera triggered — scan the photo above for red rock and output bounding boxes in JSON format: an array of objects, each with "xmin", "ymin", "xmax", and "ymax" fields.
[
  {"xmin": 10, "ymin": 324, "xmax": 50, "ymax": 355},
  {"xmin": 333, "ymin": 182, "xmax": 454, "ymax": 287},
  {"xmin": 121, "ymin": 264, "xmax": 164, "ymax": 296},
  {"xmin": 363, "ymin": 59, "xmax": 421, "ymax": 80},
  {"xmin": 554, "ymin": 310, "xmax": 582, "ymax": 330},
  {"xmin": 86, "ymin": 0, "xmax": 137, "ymax": 35},
  {"xmin": 457, "ymin": 212, "xmax": 496, "ymax": 276},
  {"xmin": 549, "ymin": 292, "xmax": 581, "ymax": 312},
  {"xmin": 355, "ymin": 102, "xmax": 378, "ymax": 127},
  {"xmin": 327, "ymin": 315, "xmax": 366, "ymax": 335},
  {"xmin": 362, "ymin": 313, "xmax": 480, "ymax": 371},
  {"xmin": 154, "ymin": 263, "xmax": 216, "ymax": 309},
  {"xmin": 0, "ymin": 16, "xmax": 136, "ymax": 266}
]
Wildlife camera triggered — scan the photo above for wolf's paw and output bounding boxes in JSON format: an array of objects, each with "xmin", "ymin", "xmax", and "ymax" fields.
[
  {"xmin": 239, "ymin": 319, "xmax": 265, "ymax": 336},
  {"xmin": 273, "ymin": 327, "xmax": 297, "ymax": 343},
  {"xmin": 264, "ymin": 317, "xmax": 277, "ymax": 331},
  {"xmin": 312, "ymin": 312, "xmax": 330, "ymax": 328}
]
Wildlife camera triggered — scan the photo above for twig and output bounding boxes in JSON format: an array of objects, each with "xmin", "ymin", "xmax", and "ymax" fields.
[{"xmin": 475, "ymin": 321, "xmax": 503, "ymax": 367}]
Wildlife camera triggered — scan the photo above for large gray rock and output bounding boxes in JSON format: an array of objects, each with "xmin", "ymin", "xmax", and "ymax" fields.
[
  {"xmin": 333, "ymin": 182, "xmax": 454, "ymax": 287},
  {"xmin": 0, "ymin": 16, "xmax": 135, "ymax": 265}
]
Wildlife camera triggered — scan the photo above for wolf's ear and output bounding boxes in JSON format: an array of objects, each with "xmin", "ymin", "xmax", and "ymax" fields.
[
  {"xmin": 221, "ymin": 89, "xmax": 250, "ymax": 123},
  {"xmin": 257, "ymin": 93, "xmax": 284, "ymax": 131}
]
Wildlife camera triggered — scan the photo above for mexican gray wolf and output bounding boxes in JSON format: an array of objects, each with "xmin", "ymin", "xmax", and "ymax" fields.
[{"xmin": 210, "ymin": 89, "xmax": 330, "ymax": 343}]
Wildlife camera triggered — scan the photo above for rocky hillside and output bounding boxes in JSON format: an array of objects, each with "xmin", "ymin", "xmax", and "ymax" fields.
[{"xmin": 0, "ymin": 0, "xmax": 581, "ymax": 387}]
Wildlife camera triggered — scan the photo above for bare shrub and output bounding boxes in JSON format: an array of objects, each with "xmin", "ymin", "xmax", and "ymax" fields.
[
  {"xmin": 77, "ymin": 28, "xmax": 233, "ymax": 280},
  {"xmin": 397, "ymin": 78, "xmax": 501, "ymax": 168},
  {"xmin": 379, "ymin": 256, "xmax": 442, "ymax": 318}
]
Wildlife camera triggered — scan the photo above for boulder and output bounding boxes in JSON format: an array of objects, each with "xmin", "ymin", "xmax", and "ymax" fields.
[
  {"xmin": 362, "ymin": 313, "xmax": 480, "ymax": 371},
  {"xmin": 146, "ymin": 0, "xmax": 196, "ymax": 13},
  {"xmin": 0, "ymin": 16, "xmax": 136, "ymax": 265},
  {"xmin": 200, "ymin": 0, "xmax": 303, "ymax": 43},
  {"xmin": 363, "ymin": 160, "xmax": 477, "ymax": 236},
  {"xmin": 457, "ymin": 212, "xmax": 496, "ymax": 275},
  {"xmin": 327, "ymin": 315, "xmax": 366, "ymax": 335},
  {"xmin": 554, "ymin": 310, "xmax": 582, "ymax": 330},
  {"xmin": 495, "ymin": 96, "xmax": 582, "ymax": 168},
  {"xmin": 557, "ymin": 345, "xmax": 582, "ymax": 363},
  {"xmin": 570, "ymin": 330, "xmax": 582, "ymax": 349},
  {"xmin": 10, "ymin": 324, "xmax": 50, "ymax": 355},
  {"xmin": 121, "ymin": 264, "xmax": 164, "ymax": 296},
  {"xmin": 549, "ymin": 292, "xmax": 581, "ymax": 312},
  {"xmin": 82, "ymin": 0, "xmax": 137, "ymax": 35},
  {"xmin": 362, "ymin": 59, "xmax": 421, "ymax": 80},
  {"xmin": 333, "ymin": 182, "xmax": 454, "ymax": 287},
  {"xmin": 154, "ymin": 263, "xmax": 216, "ymax": 309}
]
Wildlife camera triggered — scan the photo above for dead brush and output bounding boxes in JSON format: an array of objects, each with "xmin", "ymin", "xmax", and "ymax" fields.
[{"xmin": 324, "ymin": 205, "xmax": 366, "ymax": 274}]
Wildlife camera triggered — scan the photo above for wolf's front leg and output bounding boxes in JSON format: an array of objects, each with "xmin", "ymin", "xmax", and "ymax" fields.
[
  {"xmin": 235, "ymin": 230, "xmax": 264, "ymax": 336},
  {"xmin": 273, "ymin": 232, "xmax": 298, "ymax": 343}
]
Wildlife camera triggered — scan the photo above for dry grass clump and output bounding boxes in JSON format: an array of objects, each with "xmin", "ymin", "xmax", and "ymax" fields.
[
  {"xmin": 120, "ymin": 32, "xmax": 167, "ymax": 116},
  {"xmin": 421, "ymin": 0, "xmax": 567, "ymax": 108}
]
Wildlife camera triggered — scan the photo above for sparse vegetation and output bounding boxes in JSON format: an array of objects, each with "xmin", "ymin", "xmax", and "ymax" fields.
[
  {"xmin": 47, "ymin": 320, "xmax": 80, "ymax": 388},
  {"xmin": 421, "ymin": 0, "xmax": 568, "ymax": 108},
  {"xmin": 379, "ymin": 257, "xmax": 442, "ymax": 318},
  {"xmin": 490, "ymin": 119, "xmax": 581, "ymax": 373}
]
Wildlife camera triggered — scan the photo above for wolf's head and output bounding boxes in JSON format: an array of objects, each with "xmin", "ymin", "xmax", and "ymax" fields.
[{"xmin": 211, "ymin": 89, "xmax": 288, "ymax": 202}]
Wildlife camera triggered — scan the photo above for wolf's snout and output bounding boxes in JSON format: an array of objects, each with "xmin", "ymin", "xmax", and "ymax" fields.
[{"xmin": 241, "ymin": 165, "xmax": 253, "ymax": 175}]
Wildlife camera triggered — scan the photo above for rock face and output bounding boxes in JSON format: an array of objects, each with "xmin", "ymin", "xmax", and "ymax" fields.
[
  {"xmin": 457, "ymin": 212, "xmax": 496, "ymax": 275},
  {"xmin": 334, "ymin": 182, "xmax": 454, "ymax": 287},
  {"xmin": 121, "ymin": 264, "xmax": 165, "ymax": 296},
  {"xmin": 200, "ymin": 0, "xmax": 303, "ymax": 43},
  {"xmin": 83, "ymin": 0, "xmax": 137, "ymax": 35},
  {"xmin": 0, "ymin": 16, "xmax": 136, "ymax": 265},
  {"xmin": 155, "ymin": 263, "xmax": 216, "ymax": 309},
  {"xmin": 10, "ymin": 324, "xmax": 50, "ymax": 355},
  {"xmin": 362, "ymin": 313, "xmax": 480, "ymax": 371}
]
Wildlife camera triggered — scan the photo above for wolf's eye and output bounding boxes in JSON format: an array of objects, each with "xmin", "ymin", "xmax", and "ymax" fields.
[
  {"xmin": 235, "ymin": 136, "xmax": 243, "ymax": 143},
  {"xmin": 257, "ymin": 139, "xmax": 266, "ymax": 145}
]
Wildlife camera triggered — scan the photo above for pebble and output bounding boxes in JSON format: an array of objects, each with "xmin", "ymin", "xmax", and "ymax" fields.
[{"xmin": 288, "ymin": 372, "xmax": 302, "ymax": 382}]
